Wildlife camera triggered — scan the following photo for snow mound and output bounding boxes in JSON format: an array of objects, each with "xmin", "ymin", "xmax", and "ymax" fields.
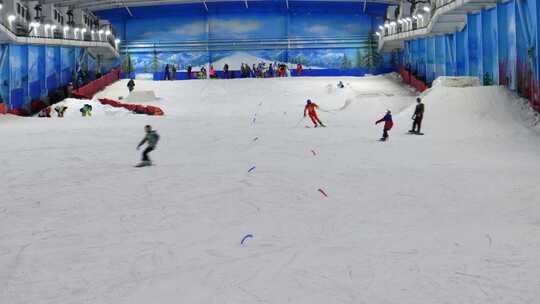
[
  {"xmin": 401, "ymin": 84, "xmax": 540, "ymax": 138},
  {"xmin": 125, "ymin": 90, "xmax": 159, "ymax": 103},
  {"xmin": 432, "ymin": 76, "xmax": 481, "ymax": 88}
]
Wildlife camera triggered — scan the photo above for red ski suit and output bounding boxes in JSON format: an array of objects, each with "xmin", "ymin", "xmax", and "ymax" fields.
[{"xmin": 304, "ymin": 103, "xmax": 322, "ymax": 125}]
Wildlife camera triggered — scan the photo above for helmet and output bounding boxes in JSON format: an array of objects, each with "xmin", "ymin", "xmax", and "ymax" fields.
[{"xmin": 306, "ymin": 99, "xmax": 312, "ymax": 104}]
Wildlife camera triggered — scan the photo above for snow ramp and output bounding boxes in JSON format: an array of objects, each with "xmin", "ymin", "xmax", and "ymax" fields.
[{"xmin": 396, "ymin": 85, "xmax": 540, "ymax": 138}]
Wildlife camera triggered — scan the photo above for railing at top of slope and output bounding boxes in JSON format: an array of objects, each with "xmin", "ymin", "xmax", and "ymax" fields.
[
  {"xmin": 0, "ymin": 17, "xmax": 117, "ymax": 50},
  {"xmin": 380, "ymin": 0, "xmax": 458, "ymax": 38}
]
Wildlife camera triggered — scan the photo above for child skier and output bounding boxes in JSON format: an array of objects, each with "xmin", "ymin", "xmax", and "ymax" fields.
[
  {"xmin": 54, "ymin": 105, "xmax": 68, "ymax": 117},
  {"xmin": 375, "ymin": 110, "xmax": 393, "ymax": 141},
  {"xmin": 136, "ymin": 125, "xmax": 160, "ymax": 167},
  {"xmin": 80, "ymin": 104, "xmax": 92, "ymax": 117},
  {"xmin": 409, "ymin": 97, "xmax": 425, "ymax": 134},
  {"xmin": 304, "ymin": 99, "xmax": 326, "ymax": 127}
]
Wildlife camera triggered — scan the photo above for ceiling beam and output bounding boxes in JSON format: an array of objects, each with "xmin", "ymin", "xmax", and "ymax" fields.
[{"xmin": 46, "ymin": 0, "xmax": 399, "ymax": 11}]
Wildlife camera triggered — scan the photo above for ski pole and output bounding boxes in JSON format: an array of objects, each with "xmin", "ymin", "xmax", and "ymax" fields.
[{"xmin": 294, "ymin": 116, "xmax": 305, "ymax": 127}]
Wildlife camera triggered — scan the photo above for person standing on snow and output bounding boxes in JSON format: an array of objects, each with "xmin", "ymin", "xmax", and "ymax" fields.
[
  {"xmin": 296, "ymin": 63, "xmax": 303, "ymax": 76},
  {"xmin": 172, "ymin": 65, "xmax": 177, "ymax": 80},
  {"xmin": 164, "ymin": 64, "xmax": 171, "ymax": 80},
  {"xmin": 223, "ymin": 63, "xmax": 229, "ymax": 79},
  {"xmin": 187, "ymin": 65, "xmax": 193, "ymax": 79},
  {"xmin": 409, "ymin": 97, "xmax": 425, "ymax": 134},
  {"xmin": 136, "ymin": 125, "xmax": 160, "ymax": 166},
  {"xmin": 304, "ymin": 99, "xmax": 326, "ymax": 128},
  {"xmin": 127, "ymin": 79, "xmax": 135, "ymax": 92},
  {"xmin": 375, "ymin": 110, "xmax": 394, "ymax": 141}
]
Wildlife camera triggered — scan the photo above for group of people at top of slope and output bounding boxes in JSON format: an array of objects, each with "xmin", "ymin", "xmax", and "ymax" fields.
[
  {"xmin": 159, "ymin": 62, "xmax": 304, "ymax": 81},
  {"xmin": 134, "ymin": 97, "xmax": 425, "ymax": 166}
]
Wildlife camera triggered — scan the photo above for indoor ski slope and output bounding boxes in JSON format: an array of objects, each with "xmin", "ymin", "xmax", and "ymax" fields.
[{"xmin": 1, "ymin": 75, "xmax": 540, "ymax": 304}]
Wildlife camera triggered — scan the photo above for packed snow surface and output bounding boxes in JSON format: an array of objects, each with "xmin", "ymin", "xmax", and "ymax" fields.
[{"xmin": 1, "ymin": 75, "xmax": 540, "ymax": 304}]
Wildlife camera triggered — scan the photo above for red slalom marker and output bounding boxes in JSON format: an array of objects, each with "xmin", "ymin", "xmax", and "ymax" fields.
[
  {"xmin": 311, "ymin": 150, "xmax": 317, "ymax": 156},
  {"xmin": 318, "ymin": 188, "xmax": 328, "ymax": 197}
]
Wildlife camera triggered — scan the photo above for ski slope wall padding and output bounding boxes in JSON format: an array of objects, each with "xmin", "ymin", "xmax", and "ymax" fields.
[
  {"xmin": 400, "ymin": 0, "xmax": 540, "ymax": 112},
  {"xmin": 96, "ymin": 1, "xmax": 395, "ymax": 78},
  {"xmin": 0, "ymin": 44, "xmax": 112, "ymax": 114}
]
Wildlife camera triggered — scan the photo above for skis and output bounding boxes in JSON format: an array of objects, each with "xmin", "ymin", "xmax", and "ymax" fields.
[{"xmin": 305, "ymin": 124, "xmax": 327, "ymax": 128}]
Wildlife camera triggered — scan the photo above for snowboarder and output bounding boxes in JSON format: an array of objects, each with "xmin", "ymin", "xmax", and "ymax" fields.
[
  {"xmin": 338, "ymin": 81, "xmax": 345, "ymax": 88},
  {"xmin": 409, "ymin": 97, "xmax": 425, "ymax": 134},
  {"xmin": 375, "ymin": 110, "xmax": 394, "ymax": 141},
  {"xmin": 136, "ymin": 125, "xmax": 160, "ymax": 167},
  {"xmin": 296, "ymin": 63, "xmax": 303, "ymax": 76},
  {"xmin": 304, "ymin": 99, "xmax": 326, "ymax": 128},
  {"xmin": 127, "ymin": 79, "xmax": 135, "ymax": 92}
]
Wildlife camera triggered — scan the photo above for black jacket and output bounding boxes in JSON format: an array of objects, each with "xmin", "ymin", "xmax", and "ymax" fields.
[{"xmin": 414, "ymin": 103, "xmax": 425, "ymax": 117}]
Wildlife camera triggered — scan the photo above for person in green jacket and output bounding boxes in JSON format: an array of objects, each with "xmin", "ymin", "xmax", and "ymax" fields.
[{"xmin": 136, "ymin": 125, "xmax": 160, "ymax": 166}]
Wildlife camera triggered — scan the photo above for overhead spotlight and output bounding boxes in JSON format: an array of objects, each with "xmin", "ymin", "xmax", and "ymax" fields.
[
  {"xmin": 74, "ymin": 27, "xmax": 80, "ymax": 32},
  {"xmin": 406, "ymin": 17, "xmax": 412, "ymax": 22},
  {"xmin": 98, "ymin": 30, "xmax": 104, "ymax": 34},
  {"xmin": 384, "ymin": 24, "xmax": 390, "ymax": 28},
  {"xmin": 81, "ymin": 28, "xmax": 87, "ymax": 33},
  {"xmin": 412, "ymin": 15, "xmax": 418, "ymax": 20},
  {"xmin": 91, "ymin": 30, "xmax": 95, "ymax": 34},
  {"xmin": 44, "ymin": 24, "xmax": 51, "ymax": 29},
  {"xmin": 0, "ymin": 4, "xmax": 3, "ymax": 10},
  {"xmin": 397, "ymin": 19, "xmax": 403, "ymax": 24},
  {"xmin": 417, "ymin": 14, "xmax": 424, "ymax": 19},
  {"xmin": 390, "ymin": 21, "xmax": 397, "ymax": 26},
  {"xmin": 64, "ymin": 25, "xmax": 70, "ymax": 31},
  {"xmin": 423, "ymin": 6, "xmax": 430, "ymax": 12},
  {"xmin": 379, "ymin": 25, "xmax": 384, "ymax": 30},
  {"xmin": 375, "ymin": 32, "xmax": 381, "ymax": 36},
  {"xmin": 51, "ymin": 25, "xmax": 57, "ymax": 31},
  {"xmin": 115, "ymin": 38, "xmax": 120, "ymax": 44},
  {"xmin": 105, "ymin": 30, "xmax": 111, "ymax": 36},
  {"xmin": 8, "ymin": 15, "xmax": 16, "ymax": 22}
]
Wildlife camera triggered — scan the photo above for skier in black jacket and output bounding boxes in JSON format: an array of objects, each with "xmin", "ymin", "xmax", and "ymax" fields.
[{"xmin": 409, "ymin": 97, "xmax": 425, "ymax": 134}]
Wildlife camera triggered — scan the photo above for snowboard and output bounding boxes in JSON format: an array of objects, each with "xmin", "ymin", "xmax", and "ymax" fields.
[
  {"xmin": 135, "ymin": 161, "xmax": 153, "ymax": 168},
  {"xmin": 408, "ymin": 130, "xmax": 424, "ymax": 135}
]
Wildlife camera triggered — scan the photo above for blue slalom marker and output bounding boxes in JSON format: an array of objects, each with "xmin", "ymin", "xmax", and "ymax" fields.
[
  {"xmin": 248, "ymin": 166, "xmax": 256, "ymax": 173},
  {"xmin": 241, "ymin": 234, "xmax": 253, "ymax": 245}
]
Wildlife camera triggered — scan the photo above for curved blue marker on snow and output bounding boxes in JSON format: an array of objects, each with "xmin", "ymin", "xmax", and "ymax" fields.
[
  {"xmin": 241, "ymin": 234, "xmax": 253, "ymax": 245},
  {"xmin": 248, "ymin": 166, "xmax": 256, "ymax": 173}
]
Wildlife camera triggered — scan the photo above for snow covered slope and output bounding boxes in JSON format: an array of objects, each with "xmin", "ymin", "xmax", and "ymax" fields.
[{"xmin": 1, "ymin": 76, "xmax": 540, "ymax": 304}]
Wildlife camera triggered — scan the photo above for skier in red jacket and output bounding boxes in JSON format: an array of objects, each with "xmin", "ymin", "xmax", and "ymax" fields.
[
  {"xmin": 304, "ymin": 99, "xmax": 325, "ymax": 127},
  {"xmin": 375, "ymin": 110, "xmax": 393, "ymax": 141}
]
